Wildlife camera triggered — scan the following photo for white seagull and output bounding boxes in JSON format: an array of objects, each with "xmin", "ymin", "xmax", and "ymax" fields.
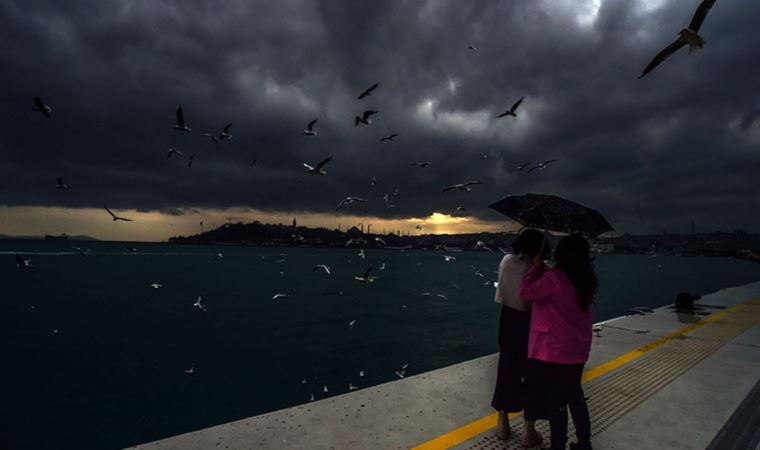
[
  {"xmin": 104, "ymin": 205, "xmax": 132, "ymax": 222},
  {"xmin": 497, "ymin": 97, "xmax": 524, "ymax": 118},
  {"xmin": 358, "ymin": 83, "xmax": 379, "ymax": 99},
  {"xmin": 272, "ymin": 293, "xmax": 288, "ymax": 300},
  {"xmin": 354, "ymin": 265, "xmax": 376, "ymax": 283},
  {"xmin": 220, "ymin": 123, "xmax": 233, "ymax": 140},
  {"xmin": 304, "ymin": 156, "xmax": 333, "ymax": 175},
  {"xmin": 150, "ymin": 283, "xmax": 163, "ymax": 289},
  {"xmin": 174, "ymin": 104, "xmax": 192, "ymax": 132},
  {"xmin": 354, "ymin": 110, "xmax": 377, "ymax": 126},
  {"xmin": 193, "ymin": 296, "xmax": 207, "ymax": 312},
  {"xmin": 336, "ymin": 197, "xmax": 368, "ymax": 210},
  {"xmin": 639, "ymin": 0, "xmax": 720, "ymax": 78},
  {"xmin": 313, "ymin": 265, "xmax": 331, "ymax": 274},
  {"xmin": 184, "ymin": 367, "xmax": 195, "ymax": 374},
  {"xmin": 55, "ymin": 177, "xmax": 68, "ymax": 189},
  {"xmin": 443, "ymin": 255, "xmax": 456, "ymax": 262},
  {"xmin": 348, "ymin": 320, "xmax": 356, "ymax": 330},
  {"xmin": 359, "ymin": 370, "xmax": 365, "ymax": 377},
  {"xmin": 443, "ymin": 181, "xmax": 482, "ymax": 192},
  {"xmin": 436, "ymin": 294, "xmax": 449, "ymax": 300},
  {"xmin": 527, "ymin": 159, "xmax": 557, "ymax": 174},
  {"xmin": 348, "ymin": 383, "xmax": 358, "ymax": 391},
  {"xmin": 33, "ymin": 96, "xmax": 52, "ymax": 119},
  {"xmin": 357, "ymin": 249, "xmax": 365, "ymax": 259},
  {"xmin": 303, "ymin": 119, "xmax": 318, "ymax": 136},
  {"xmin": 15, "ymin": 254, "xmax": 32, "ymax": 268}
]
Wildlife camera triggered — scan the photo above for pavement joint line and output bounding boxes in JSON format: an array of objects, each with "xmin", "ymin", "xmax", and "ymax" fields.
[{"xmin": 411, "ymin": 298, "xmax": 758, "ymax": 450}]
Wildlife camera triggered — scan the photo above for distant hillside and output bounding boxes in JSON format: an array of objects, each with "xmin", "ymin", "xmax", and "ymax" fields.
[{"xmin": 0, "ymin": 234, "xmax": 99, "ymax": 241}]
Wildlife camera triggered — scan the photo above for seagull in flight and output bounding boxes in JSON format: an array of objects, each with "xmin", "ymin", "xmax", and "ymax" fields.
[
  {"xmin": 443, "ymin": 181, "xmax": 482, "ymax": 192},
  {"xmin": 303, "ymin": 119, "xmax": 318, "ymax": 136},
  {"xmin": 336, "ymin": 197, "xmax": 368, "ymax": 210},
  {"xmin": 272, "ymin": 293, "xmax": 288, "ymax": 300},
  {"xmin": 219, "ymin": 123, "xmax": 233, "ymax": 140},
  {"xmin": 411, "ymin": 162, "xmax": 431, "ymax": 168},
  {"xmin": 348, "ymin": 383, "xmax": 358, "ymax": 391},
  {"xmin": 380, "ymin": 133, "xmax": 400, "ymax": 142},
  {"xmin": 193, "ymin": 296, "xmax": 207, "ymax": 312},
  {"xmin": 443, "ymin": 255, "xmax": 457, "ymax": 262},
  {"xmin": 304, "ymin": 156, "xmax": 333, "ymax": 175},
  {"xmin": 357, "ymin": 249, "xmax": 365, "ymax": 259},
  {"xmin": 202, "ymin": 133, "xmax": 219, "ymax": 144},
  {"xmin": 358, "ymin": 83, "xmax": 379, "ymax": 99},
  {"xmin": 33, "ymin": 96, "xmax": 52, "ymax": 119},
  {"xmin": 355, "ymin": 110, "xmax": 377, "ymax": 126},
  {"xmin": 184, "ymin": 367, "xmax": 195, "ymax": 374},
  {"xmin": 15, "ymin": 254, "xmax": 32, "ymax": 268},
  {"xmin": 167, "ymin": 148, "xmax": 184, "ymax": 159},
  {"xmin": 467, "ymin": 44, "xmax": 479, "ymax": 52},
  {"xmin": 379, "ymin": 263, "xmax": 386, "ymax": 270},
  {"xmin": 174, "ymin": 104, "xmax": 192, "ymax": 132},
  {"xmin": 497, "ymin": 97, "xmax": 524, "ymax": 118},
  {"xmin": 527, "ymin": 159, "xmax": 557, "ymax": 173},
  {"xmin": 639, "ymin": 0, "xmax": 720, "ymax": 78},
  {"xmin": 55, "ymin": 177, "xmax": 68, "ymax": 189},
  {"xmin": 354, "ymin": 265, "xmax": 376, "ymax": 283},
  {"xmin": 313, "ymin": 265, "xmax": 331, "ymax": 274},
  {"xmin": 348, "ymin": 319, "xmax": 356, "ymax": 330},
  {"xmin": 374, "ymin": 237, "xmax": 386, "ymax": 246},
  {"xmin": 104, "ymin": 205, "xmax": 132, "ymax": 222},
  {"xmin": 150, "ymin": 283, "xmax": 163, "ymax": 289},
  {"xmin": 436, "ymin": 294, "xmax": 449, "ymax": 300},
  {"xmin": 456, "ymin": 205, "xmax": 466, "ymax": 212},
  {"xmin": 395, "ymin": 363, "xmax": 409, "ymax": 379}
]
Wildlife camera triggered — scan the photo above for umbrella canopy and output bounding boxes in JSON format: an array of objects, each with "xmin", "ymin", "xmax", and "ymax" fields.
[{"xmin": 488, "ymin": 193, "xmax": 614, "ymax": 238}]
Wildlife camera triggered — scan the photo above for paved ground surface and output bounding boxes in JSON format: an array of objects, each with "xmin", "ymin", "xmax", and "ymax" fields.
[{"xmin": 129, "ymin": 281, "xmax": 760, "ymax": 450}]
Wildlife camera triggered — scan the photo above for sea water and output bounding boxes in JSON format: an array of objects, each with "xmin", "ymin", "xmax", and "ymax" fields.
[{"xmin": 3, "ymin": 239, "xmax": 760, "ymax": 449}]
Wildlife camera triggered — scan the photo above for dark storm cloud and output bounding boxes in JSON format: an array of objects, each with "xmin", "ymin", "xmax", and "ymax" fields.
[{"xmin": 1, "ymin": 0, "xmax": 760, "ymax": 233}]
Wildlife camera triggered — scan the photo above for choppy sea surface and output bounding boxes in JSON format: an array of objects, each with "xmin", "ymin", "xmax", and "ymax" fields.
[{"xmin": 3, "ymin": 239, "xmax": 760, "ymax": 450}]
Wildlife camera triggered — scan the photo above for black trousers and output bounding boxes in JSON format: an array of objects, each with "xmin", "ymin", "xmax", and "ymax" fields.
[
  {"xmin": 525, "ymin": 358, "xmax": 591, "ymax": 450},
  {"xmin": 491, "ymin": 305, "xmax": 531, "ymax": 412}
]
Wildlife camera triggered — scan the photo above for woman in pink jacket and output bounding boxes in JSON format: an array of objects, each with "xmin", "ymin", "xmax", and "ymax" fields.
[{"xmin": 519, "ymin": 234, "xmax": 596, "ymax": 450}]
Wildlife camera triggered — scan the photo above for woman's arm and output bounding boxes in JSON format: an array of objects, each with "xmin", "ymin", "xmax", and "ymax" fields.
[{"xmin": 519, "ymin": 264, "xmax": 559, "ymax": 302}]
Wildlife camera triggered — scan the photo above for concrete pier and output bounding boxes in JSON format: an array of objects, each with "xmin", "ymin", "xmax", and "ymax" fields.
[{"xmin": 129, "ymin": 281, "xmax": 760, "ymax": 450}]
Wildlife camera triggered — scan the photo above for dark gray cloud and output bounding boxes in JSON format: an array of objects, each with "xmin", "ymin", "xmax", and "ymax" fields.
[{"xmin": 1, "ymin": 0, "xmax": 759, "ymax": 234}]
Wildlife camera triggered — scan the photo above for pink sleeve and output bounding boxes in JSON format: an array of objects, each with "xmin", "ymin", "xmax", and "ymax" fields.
[{"xmin": 519, "ymin": 266, "xmax": 559, "ymax": 302}]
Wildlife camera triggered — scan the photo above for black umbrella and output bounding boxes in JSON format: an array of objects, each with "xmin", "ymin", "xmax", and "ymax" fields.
[{"xmin": 488, "ymin": 193, "xmax": 614, "ymax": 238}]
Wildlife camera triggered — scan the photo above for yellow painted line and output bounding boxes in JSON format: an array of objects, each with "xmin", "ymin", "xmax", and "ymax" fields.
[{"xmin": 411, "ymin": 302, "xmax": 748, "ymax": 450}]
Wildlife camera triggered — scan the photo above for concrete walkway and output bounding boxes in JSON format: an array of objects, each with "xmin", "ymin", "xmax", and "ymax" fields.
[{"xmin": 129, "ymin": 281, "xmax": 760, "ymax": 450}]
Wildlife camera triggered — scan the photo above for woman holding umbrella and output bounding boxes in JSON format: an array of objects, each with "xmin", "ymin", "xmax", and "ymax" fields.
[
  {"xmin": 491, "ymin": 228, "xmax": 547, "ymax": 447},
  {"xmin": 519, "ymin": 234, "xmax": 597, "ymax": 450}
]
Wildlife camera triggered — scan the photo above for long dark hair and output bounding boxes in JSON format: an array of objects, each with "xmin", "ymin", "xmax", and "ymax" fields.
[{"xmin": 554, "ymin": 234, "xmax": 597, "ymax": 311}]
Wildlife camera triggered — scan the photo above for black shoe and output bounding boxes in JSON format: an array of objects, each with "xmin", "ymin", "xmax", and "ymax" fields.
[{"xmin": 569, "ymin": 442, "xmax": 592, "ymax": 450}]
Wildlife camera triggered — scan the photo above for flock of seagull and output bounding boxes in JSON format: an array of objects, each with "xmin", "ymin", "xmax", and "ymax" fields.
[{"xmin": 18, "ymin": 0, "xmax": 725, "ymax": 401}]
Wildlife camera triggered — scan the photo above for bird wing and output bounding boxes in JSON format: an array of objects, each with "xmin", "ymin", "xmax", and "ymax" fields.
[
  {"xmin": 104, "ymin": 205, "xmax": 116, "ymax": 218},
  {"xmin": 526, "ymin": 166, "xmax": 540, "ymax": 173},
  {"xmin": 510, "ymin": 96, "xmax": 524, "ymax": 113},
  {"xmin": 443, "ymin": 185, "xmax": 459, "ymax": 192},
  {"xmin": 543, "ymin": 159, "xmax": 557, "ymax": 165},
  {"xmin": 223, "ymin": 123, "xmax": 233, "ymax": 133},
  {"xmin": 307, "ymin": 119, "xmax": 317, "ymax": 131},
  {"xmin": 362, "ymin": 110, "xmax": 378, "ymax": 120},
  {"xmin": 497, "ymin": 111, "xmax": 509, "ymax": 118},
  {"xmin": 391, "ymin": 134, "xmax": 399, "ymax": 139},
  {"xmin": 33, "ymin": 96, "xmax": 44, "ymax": 109},
  {"xmin": 689, "ymin": 0, "xmax": 718, "ymax": 32},
  {"xmin": 336, "ymin": 199, "xmax": 348, "ymax": 210},
  {"xmin": 368, "ymin": 83, "xmax": 379, "ymax": 93},
  {"xmin": 639, "ymin": 38, "xmax": 687, "ymax": 78},
  {"xmin": 464, "ymin": 181, "xmax": 482, "ymax": 187},
  {"xmin": 303, "ymin": 163, "xmax": 314, "ymax": 171},
  {"xmin": 175, "ymin": 105, "xmax": 186, "ymax": 126},
  {"xmin": 119, "ymin": 216, "xmax": 133, "ymax": 222},
  {"xmin": 314, "ymin": 156, "xmax": 333, "ymax": 170}
]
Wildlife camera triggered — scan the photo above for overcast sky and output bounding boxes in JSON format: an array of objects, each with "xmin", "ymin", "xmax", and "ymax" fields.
[{"xmin": 1, "ymin": 0, "xmax": 759, "ymax": 240}]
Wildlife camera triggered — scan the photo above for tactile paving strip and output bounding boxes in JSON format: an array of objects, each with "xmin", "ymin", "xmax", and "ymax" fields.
[{"xmin": 457, "ymin": 299, "xmax": 760, "ymax": 450}]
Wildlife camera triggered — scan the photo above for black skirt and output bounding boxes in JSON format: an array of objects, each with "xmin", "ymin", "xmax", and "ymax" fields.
[
  {"xmin": 491, "ymin": 305, "xmax": 531, "ymax": 412},
  {"xmin": 524, "ymin": 358, "xmax": 585, "ymax": 421}
]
